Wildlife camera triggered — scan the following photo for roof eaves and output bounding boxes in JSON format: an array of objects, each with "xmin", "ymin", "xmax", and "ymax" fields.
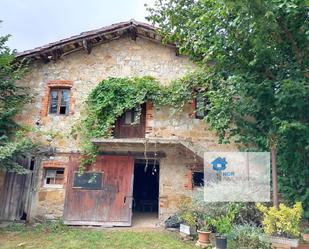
[{"xmin": 15, "ymin": 20, "xmax": 170, "ymax": 61}]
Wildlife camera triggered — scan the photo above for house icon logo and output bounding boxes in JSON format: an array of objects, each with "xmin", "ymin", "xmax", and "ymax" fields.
[{"xmin": 211, "ymin": 157, "xmax": 227, "ymax": 171}]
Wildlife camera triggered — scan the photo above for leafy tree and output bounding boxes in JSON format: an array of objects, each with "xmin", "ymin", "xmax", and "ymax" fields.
[
  {"xmin": 0, "ymin": 26, "xmax": 32, "ymax": 173},
  {"xmin": 147, "ymin": 0, "xmax": 309, "ymax": 217}
]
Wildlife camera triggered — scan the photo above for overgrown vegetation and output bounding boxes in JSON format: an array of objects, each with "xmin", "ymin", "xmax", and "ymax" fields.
[
  {"xmin": 0, "ymin": 25, "xmax": 33, "ymax": 173},
  {"xmin": 147, "ymin": 0, "xmax": 309, "ymax": 217},
  {"xmin": 74, "ymin": 72, "xmax": 209, "ymax": 169}
]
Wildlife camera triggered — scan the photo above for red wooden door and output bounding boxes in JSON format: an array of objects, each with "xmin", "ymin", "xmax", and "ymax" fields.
[{"xmin": 63, "ymin": 155, "xmax": 134, "ymax": 226}]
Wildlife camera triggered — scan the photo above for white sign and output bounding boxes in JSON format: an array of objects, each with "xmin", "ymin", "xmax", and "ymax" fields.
[
  {"xmin": 180, "ymin": 224, "xmax": 191, "ymax": 235},
  {"xmin": 203, "ymin": 152, "xmax": 270, "ymax": 202}
]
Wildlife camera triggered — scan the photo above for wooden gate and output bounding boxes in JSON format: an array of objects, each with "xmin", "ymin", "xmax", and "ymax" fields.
[
  {"xmin": 63, "ymin": 155, "xmax": 134, "ymax": 226},
  {"xmin": 0, "ymin": 156, "xmax": 38, "ymax": 221}
]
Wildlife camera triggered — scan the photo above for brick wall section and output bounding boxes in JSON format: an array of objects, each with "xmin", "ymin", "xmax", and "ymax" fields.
[
  {"xmin": 40, "ymin": 80, "xmax": 74, "ymax": 117},
  {"xmin": 184, "ymin": 169, "xmax": 193, "ymax": 190},
  {"xmin": 145, "ymin": 101, "xmax": 154, "ymax": 137},
  {"xmin": 189, "ymin": 98, "xmax": 196, "ymax": 118},
  {"xmin": 159, "ymin": 197, "xmax": 169, "ymax": 208},
  {"xmin": 183, "ymin": 164, "xmax": 203, "ymax": 190},
  {"xmin": 41, "ymin": 160, "xmax": 67, "ymax": 168}
]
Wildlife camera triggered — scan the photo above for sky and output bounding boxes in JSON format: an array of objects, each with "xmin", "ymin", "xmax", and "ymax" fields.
[{"xmin": 0, "ymin": 0, "xmax": 155, "ymax": 52}]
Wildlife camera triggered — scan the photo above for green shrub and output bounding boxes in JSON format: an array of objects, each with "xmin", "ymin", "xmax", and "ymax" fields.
[
  {"xmin": 179, "ymin": 210, "xmax": 197, "ymax": 228},
  {"xmin": 177, "ymin": 196, "xmax": 197, "ymax": 228},
  {"xmin": 228, "ymin": 224, "xmax": 271, "ymax": 249},
  {"xmin": 257, "ymin": 202, "xmax": 303, "ymax": 238},
  {"xmin": 234, "ymin": 202, "xmax": 263, "ymax": 226}
]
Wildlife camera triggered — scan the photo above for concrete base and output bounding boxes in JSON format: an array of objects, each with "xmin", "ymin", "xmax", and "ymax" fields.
[
  {"xmin": 272, "ymin": 243, "xmax": 291, "ymax": 249},
  {"xmin": 195, "ymin": 240, "xmax": 212, "ymax": 248}
]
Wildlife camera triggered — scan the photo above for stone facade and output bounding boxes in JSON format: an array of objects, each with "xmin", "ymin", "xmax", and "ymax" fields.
[{"xmin": 15, "ymin": 36, "xmax": 235, "ymax": 222}]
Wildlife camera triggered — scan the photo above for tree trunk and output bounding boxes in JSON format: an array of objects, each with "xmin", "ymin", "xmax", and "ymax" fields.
[{"xmin": 271, "ymin": 147, "xmax": 279, "ymax": 208}]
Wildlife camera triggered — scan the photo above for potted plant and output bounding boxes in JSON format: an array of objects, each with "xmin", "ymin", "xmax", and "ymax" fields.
[
  {"xmin": 303, "ymin": 228, "xmax": 309, "ymax": 242},
  {"xmin": 197, "ymin": 223, "xmax": 211, "ymax": 244},
  {"xmin": 257, "ymin": 202, "xmax": 303, "ymax": 248},
  {"xmin": 209, "ymin": 205, "xmax": 239, "ymax": 249},
  {"xmin": 211, "ymin": 217, "xmax": 230, "ymax": 249}
]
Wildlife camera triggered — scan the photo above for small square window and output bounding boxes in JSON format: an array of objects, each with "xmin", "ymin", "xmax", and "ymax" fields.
[
  {"xmin": 49, "ymin": 89, "xmax": 70, "ymax": 115},
  {"xmin": 193, "ymin": 172, "xmax": 204, "ymax": 187},
  {"xmin": 44, "ymin": 168, "xmax": 65, "ymax": 188}
]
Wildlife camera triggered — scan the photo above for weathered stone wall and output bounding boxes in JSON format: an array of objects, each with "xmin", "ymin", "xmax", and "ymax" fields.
[
  {"xmin": 149, "ymin": 104, "xmax": 236, "ymax": 152},
  {"xmin": 15, "ymin": 36, "xmax": 235, "ymax": 222},
  {"xmin": 17, "ymin": 37, "xmax": 194, "ymax": 152},
  {"xmin": 31, "ymin": 155, "xmax": 69, "ymax": 220},
  {"xmin": 159, "ymin": 147, "xmax": 196, "ymax": 222}
]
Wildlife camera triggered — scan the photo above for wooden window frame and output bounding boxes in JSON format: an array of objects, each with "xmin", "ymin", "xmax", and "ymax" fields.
[
  {"xmin": 43, "ymin": 167, "xmax": 65, "ymax": 188},
  {"xmin": 49, "ymin": 88, "xmax": 70, "ymax": 115},
  {"xmin": 122, "ymin": 106, "xmax": 141, "ymax": 125},
  {"xmin": 41, "ymin": 80, "xmax": 74, "ymax": 117}
]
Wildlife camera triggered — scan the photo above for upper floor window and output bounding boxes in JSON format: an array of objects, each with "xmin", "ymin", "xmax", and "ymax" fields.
[
  {"xmin": 49, "ymin": 89, "xmax": 70, "ymax": 115},
  {"xmin": 114, "ymin": 104, "xmax": 146, "ymax": 138},
  {"xmin": 195, "ymin": 92, "xmax": 210, "ymax": 119},
  {"xmin": 123, "ymin": 106, "xmax": 141, "ymax": 125}
]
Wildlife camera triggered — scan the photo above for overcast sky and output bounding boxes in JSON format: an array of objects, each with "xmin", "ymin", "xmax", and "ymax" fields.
[{"xmin": 0, "ymin": 0, "xmax": 155, "ymax": 52}]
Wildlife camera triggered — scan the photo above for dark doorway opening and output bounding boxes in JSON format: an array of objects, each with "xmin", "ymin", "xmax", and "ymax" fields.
[{"xmin": 133, "ymin": 159, "xmax": 159, "ymax": 215}]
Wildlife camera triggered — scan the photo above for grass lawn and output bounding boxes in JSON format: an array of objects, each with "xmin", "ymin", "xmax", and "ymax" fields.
[{"xmin": 0, "ymin": 222, "xmax": 196, "ymax": 249}]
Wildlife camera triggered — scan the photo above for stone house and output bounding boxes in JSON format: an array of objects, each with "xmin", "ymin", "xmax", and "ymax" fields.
[{"xmin": 0, "ymin": 20, "xmax": 234, "ymax": 226}]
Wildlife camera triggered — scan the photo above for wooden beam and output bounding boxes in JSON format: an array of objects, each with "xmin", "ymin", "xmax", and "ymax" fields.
[
  {"xmin": 129, "ymin": 25, "xmax": 137, "ymax": 41},
  {"xmin": 82, "ymin": 39, "xmax": 92, "ymax": 54},
  {"xmin": 98, "ymin": 150, "xmax": 166, "ymax": 158},
  {"xmin": 40, "ymin": 55, "xmax": 50, "ymax": 64},
  {"xmin": 51, "ymin": 49, "xmax": 61, "ymax": 61}
]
